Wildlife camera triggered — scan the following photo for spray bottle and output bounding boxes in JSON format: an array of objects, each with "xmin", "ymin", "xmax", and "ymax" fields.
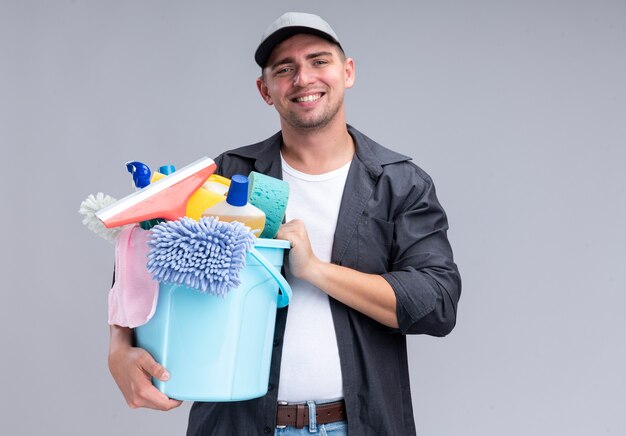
[
  {"xmin": 202, "ymin": 174, "xmax": 266, "ymax": 236},
  {"xmin": 126, "ymin": 161, "xmax": 163, "ymax": 230}
]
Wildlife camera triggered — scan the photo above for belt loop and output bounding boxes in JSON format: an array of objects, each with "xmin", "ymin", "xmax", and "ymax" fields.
[
  {"xmin": 307, "ymin": 400, "xmax": 317, "ymax": 433},
  {"xmin": 295, "ymin": 403, "xmax": 306, "ymax": 429}
]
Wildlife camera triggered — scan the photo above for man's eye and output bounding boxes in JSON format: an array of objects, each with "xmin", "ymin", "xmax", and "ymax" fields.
[
  {"xmin": 275, "ymin": 67, "xmax": 292, "ymax": 75},
  {"xmin": 314, "ymin": 60, "xmax": 328, "ymax": 66}
]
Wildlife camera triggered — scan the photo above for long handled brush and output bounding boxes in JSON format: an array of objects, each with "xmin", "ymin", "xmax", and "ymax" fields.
[{"xmin": 146, "ymin": 217, "xmax": 256, "ymax": 296}]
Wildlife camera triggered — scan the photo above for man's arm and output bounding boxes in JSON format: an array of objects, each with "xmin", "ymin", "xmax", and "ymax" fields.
[
  {"xmin": 277, "ymin": 220, "xmax": 399, "ymax": 328},
  {"xmin": 276, "ymin": 167, "xmax": 461, "ymax": 336},
  {"xmin": 108, "ymin": 325, "xmax": 182, "ymax": 410},
  {"xmin": 380, "ymin": 171, "xmax": 461, "ymax": 336}
]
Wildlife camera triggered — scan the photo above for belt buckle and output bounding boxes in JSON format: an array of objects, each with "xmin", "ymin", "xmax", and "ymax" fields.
[{"xmin": 276, "ymin": 401, "xmax": 288, "ymax": 429}]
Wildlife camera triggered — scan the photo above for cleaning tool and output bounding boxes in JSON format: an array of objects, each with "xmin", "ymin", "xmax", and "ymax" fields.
[
  {"xmin": 79, "ymin": 192, "xmax": 122, "ymax": 243},
  {"xmin": 247, "ymin": 171, "xmax": 290, "ymax": 238},
  {"xmin": 202, "ymin": 174, "xmax": 266, "ymax": 236},
  {"xmin": 108, "ymin": 225, "xmax": 159, "ymax": 328},
  {"xmin": 126, "ymin": 161, "xmax": 152, "ymax": 189},
  {"xmin": 151, "ymin": 171, "xmax": 229, "ymax": 221},
  {"xmin": 126, "ymin": 161, "xmax": 163, "ymax": 230},
  {"xmin": 96, "ymin": 156, "xmax": 217, "ymax": 228},
  {"xmin": 147, "ymin": 216, "xmax": 257, "ymax": 296},
  {"xmin": 135, "ymin": 237, "xmax": 291, "ymax": 401}
]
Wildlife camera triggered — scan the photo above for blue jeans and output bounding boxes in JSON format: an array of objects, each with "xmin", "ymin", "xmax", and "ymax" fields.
[
  {"xmin": 275, "ymin": 400, "xmax": 348, "ymax": 435},
  {"xmin": 275, "ymin": 420, "xmax": 347, "ymax": 435}
]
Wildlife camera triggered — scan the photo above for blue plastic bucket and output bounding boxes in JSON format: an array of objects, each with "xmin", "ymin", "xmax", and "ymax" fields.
[{"xmin": 135, "ymin": 238, "xmax": 291, "ymax": 402}]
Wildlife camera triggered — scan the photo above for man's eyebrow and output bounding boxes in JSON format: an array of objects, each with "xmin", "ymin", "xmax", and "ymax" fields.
[
  {"xmin": 270, "ymin": 56, "xmax": 295, "ymax": 70},
  {"xmin": 269, "ymin": 51, "xmax": 334, "ymax": 70},
  {"xmin": 305, "ymin": 51, "xmax": 334, "ymax": 59}
]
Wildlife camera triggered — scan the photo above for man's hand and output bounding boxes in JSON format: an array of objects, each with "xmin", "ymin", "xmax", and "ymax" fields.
[
  {"xmin": 108, "ymin": 326, "xmax": 182, "ymax": 411},
  {"xmin": 276, "ymin": 219, "xmax": 322, "ymax": 282}
]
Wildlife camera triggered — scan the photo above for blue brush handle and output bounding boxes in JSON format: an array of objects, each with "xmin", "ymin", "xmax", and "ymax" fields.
[{"xmin": 248, "ymin": 247, "xmax": 292, "ymax": 308}]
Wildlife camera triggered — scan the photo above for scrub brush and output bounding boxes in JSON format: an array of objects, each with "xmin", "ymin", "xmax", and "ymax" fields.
[
  {"xmin": 79, "ymin": 193, "xmax": 124, "ymax": 243},
  {"xmin": 147, "ymin": 216, "xmax": 256, "ymax": 296}
]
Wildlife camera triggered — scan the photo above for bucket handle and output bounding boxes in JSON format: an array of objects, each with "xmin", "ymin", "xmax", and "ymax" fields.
[{"xmin": 248, "ymin": 247, "xmax": 292, "ymax": 308}]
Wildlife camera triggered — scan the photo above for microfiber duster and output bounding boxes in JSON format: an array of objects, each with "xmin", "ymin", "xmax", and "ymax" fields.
[{"xmin": 147, "ymin": 217, "xmax": 256, "ymax": 296}]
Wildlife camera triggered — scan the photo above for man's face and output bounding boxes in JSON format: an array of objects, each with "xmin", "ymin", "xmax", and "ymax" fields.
[{"xmin": 256, "ymin": 34, "xmax": 355, "ymax": 132}]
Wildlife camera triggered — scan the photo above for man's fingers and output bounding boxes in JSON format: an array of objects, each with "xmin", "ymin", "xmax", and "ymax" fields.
[
  {"xmin": 138, "ymin": 352, "xmax": 170, "ymax": 381},
  {"xmin": 128, "ymin": 388, "xmax": 182, "ymax": 411},
  {"xmin": 153, "ymin": 396, "xmax": 183, "ymax": 411},
  {"xmin": 133, "ymin": 390, "xmax": 182, "ymax": 411},
  {"xmin": 277, "ymin": 219, "xmax": 306, "ymax": 246},
  {"xmin": 130, "ymin": 351, "xmax": 182, "ymax": 410}
]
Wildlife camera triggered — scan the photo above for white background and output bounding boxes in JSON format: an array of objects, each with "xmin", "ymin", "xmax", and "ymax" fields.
[{"xmin": 1, "ymin": 1, "xmax": 624, "ymax": 435}]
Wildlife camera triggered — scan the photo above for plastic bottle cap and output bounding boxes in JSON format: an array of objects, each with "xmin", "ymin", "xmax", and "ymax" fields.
[
  {"xmin": 226, "ymin": 174, "xmax": 249, "ymax": 206},
  {"xmin": 159, "ymin": 164, "xmax": 176, "ymax": 175},
  {"xmin": 126, "ymin": 161, "xmax": 151, "ymax": 189}
]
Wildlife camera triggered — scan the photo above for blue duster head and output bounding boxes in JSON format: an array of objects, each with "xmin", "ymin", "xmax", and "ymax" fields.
[{"xmin": 147, "ymin": 217, "xmax": 256, "ymax": 296}]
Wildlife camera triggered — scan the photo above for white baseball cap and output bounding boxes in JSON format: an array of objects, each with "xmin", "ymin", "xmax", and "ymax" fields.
[{"xmin": 254, "ymin": 12, "xmax": 342, "ymax": 67}]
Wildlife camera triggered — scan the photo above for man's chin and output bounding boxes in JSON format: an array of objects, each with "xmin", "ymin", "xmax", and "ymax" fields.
[{"xmin": 286, "ymin": 113, "xmax": 334, "ymax": 131}]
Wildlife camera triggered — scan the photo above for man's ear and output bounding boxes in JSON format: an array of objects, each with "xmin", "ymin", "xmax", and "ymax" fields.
[
  {"xmin": 344, "ymin": 58, "xmax": 355, "ymax": 89},
  {"xmin": 256, "ymin": 77, "xmax": 273, "ymax": 105}
]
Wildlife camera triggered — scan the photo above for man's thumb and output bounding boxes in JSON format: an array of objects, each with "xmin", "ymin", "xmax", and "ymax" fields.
[{"xmin": 141, "ymin": 353, "xmax": 170, "ymax": 381}]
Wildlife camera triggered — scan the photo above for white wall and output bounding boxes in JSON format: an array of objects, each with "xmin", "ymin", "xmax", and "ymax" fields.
[{"xmin": 2, "ymin": 1, "xmax": 624, "ymax": 434}]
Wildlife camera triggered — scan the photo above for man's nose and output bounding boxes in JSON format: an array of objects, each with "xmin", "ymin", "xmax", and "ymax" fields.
[{"xmin": 293, "ymin": 66, "xmax": 314, "ymax": 87}]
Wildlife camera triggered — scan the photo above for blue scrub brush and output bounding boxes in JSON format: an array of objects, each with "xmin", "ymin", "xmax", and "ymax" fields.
[{"xmin": 147, "ymin": 217, "xmax": 256, "ymax": 296}]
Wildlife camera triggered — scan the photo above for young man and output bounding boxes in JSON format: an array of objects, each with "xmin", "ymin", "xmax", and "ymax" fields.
[{"xmin": 108, "ymin": 12, "xmax": 461, "ymax": 435}]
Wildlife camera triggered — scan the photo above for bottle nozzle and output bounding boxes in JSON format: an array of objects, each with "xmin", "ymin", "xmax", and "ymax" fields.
[{"xmin": 125, "ymin": 161, "xmax": 152, "ymax": 189}]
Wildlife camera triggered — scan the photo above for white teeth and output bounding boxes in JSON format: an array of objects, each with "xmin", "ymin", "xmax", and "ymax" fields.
[{"xmin": 295, "ymin": 94, "xmax": 321, "ymax": 102}]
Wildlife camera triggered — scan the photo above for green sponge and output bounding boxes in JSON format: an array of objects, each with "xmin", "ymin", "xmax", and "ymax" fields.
[{"xmin": 247, "ymin": 171, "xmax": 290, "ymax": 239}]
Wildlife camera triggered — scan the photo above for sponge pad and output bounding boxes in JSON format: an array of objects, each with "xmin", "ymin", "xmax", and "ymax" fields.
[{"xmin": 247, "ymin": 171, "xmax": 289, "ymax": 239}]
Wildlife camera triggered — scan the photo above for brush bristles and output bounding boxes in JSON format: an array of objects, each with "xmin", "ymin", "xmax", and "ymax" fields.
[
  {"xmin": 147, "ymin": 217, "xmax": 256, "ymax": 296},
  {"xmin": 79, "ymin": 192, "xmax": 122, "ymax": 243}
]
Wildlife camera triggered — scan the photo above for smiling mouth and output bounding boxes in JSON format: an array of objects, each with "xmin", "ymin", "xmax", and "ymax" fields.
[{"xmin": 292, "ymin": 93, "xmax": 324, "ymax": 103}]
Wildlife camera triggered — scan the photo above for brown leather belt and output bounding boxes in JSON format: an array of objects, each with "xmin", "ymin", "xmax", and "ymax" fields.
[{"xmin": 276, "ymin": 400, "xmax": 346, "ymax": 429}]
